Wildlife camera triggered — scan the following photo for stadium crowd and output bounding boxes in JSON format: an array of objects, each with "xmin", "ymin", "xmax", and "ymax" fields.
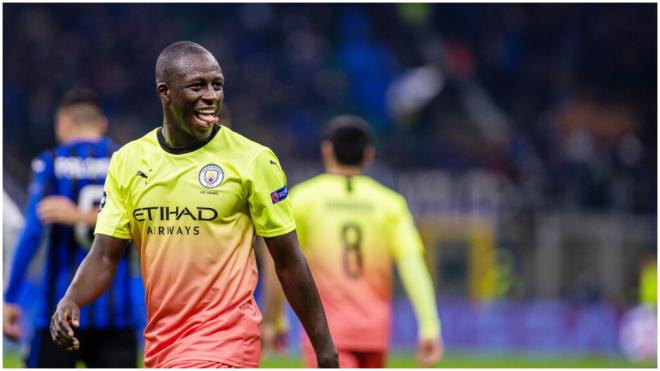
[
  {"xmin": 4, "ymin": 3, "xmax": 655, "ymax": 214},
  {"xmin": 3, "ymin": 4, "xmax": 656, "ymax": 365}
]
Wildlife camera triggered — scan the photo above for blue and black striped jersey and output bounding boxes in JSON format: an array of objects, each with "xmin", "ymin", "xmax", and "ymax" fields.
[{"xmin": 4, "ymin": 137, "xmax": 137, "ymax": 330}]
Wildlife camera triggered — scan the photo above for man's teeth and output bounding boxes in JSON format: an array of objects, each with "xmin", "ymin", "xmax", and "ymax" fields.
[{"xmin": 196, "ymin": 109, "xmax": 216, "ymax": 115}]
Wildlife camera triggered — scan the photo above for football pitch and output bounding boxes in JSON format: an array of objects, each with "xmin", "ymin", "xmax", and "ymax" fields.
[
  {"xmin": 3, "ymin": 351, "xmax": 655, "ymax": 368},
  {"xmin": 260, "ymin": 352, "xmax": 655, "ymax": 368}
]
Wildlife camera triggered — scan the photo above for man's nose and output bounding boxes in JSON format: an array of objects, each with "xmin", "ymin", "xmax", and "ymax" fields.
[{"xmin": 202, "ymin": 84, "xmax": 220, "ymax": 101}]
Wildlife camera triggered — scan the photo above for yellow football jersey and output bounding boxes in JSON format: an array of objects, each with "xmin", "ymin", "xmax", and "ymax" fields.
[
  {"xmin": 291, "ymin": 173, "xmax": 439, "ymax": 351},
  {"xmin": 95, "ymin": 124, "xmax": 295, "ymax": 367}
]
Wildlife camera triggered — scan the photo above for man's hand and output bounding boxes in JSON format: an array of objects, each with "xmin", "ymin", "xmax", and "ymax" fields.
[
  {"xmin": 50, "ymin": 297, "xmax": 81, "ymax": 351},
  {"xmin": 3, "ymin": 303, "xmax": 22, "ymax": 342},
  {"xmin": 416, "ymin": 337, "xmax": 443, "ymax": 367},
  {"xmin": 37, "ymin": 196, "xmax": 84, "ymax": 225},
  {"xmin": 316, "ymin": 352, "xmax": 340, "ymax": 368},
  {"xmin": 48, "ymin": 234, "xmax": 128, "ymax": 352}
]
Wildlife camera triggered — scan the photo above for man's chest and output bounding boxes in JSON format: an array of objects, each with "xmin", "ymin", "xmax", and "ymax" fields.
[{"xmin": 124, "ymin": 155, "xmax": 248, "ymax": 225}]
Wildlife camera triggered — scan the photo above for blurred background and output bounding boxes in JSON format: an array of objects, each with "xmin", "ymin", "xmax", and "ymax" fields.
[{"xmin": 3, "ymin": 2, "xmax": 657, "ymax": 367}]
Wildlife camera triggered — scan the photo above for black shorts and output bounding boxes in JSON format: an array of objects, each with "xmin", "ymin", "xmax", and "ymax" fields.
[{"xmin": 26, "ymin": 328, "xmax": 138, "ymax": 368}]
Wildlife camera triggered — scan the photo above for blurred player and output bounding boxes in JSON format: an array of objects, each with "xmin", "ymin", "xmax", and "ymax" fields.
[
  {"xmin": 221, "ymin": 108, "xmax": 291, "ymax": 358},
  {"xmin": 49, "ymin": 41, "xmax": 338, "ymax": 368},
  {"xmin": 257, "ymin": 237, "xmax": 290, "ymax": 356},
  {"xmin": 262, "ymin": 115, "xmax": 444, "ymax": 368},
  {"xmin": 3, "ymin": 90, "xmax": 138, "ymax": 367}
]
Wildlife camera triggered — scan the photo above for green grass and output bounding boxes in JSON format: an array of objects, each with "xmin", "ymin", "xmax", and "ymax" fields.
[
  {"xmin": 4, "ymin": 350, "xmax": 655, "ymax": 368},
  {"xmin": 260, "ymin": 352, "xmax": 656, "ymax": 368}
]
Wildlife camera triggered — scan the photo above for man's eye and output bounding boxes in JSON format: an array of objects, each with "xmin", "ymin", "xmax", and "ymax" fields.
[{"xmin": 213, "ymin": 83, "xmax": 223, "ymax": 90}]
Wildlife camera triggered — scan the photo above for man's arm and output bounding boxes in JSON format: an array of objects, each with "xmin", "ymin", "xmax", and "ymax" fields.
[
  {"xmin": 263, "ymin": 231, "xmax": 338, "ymax": 367},
  {"xmin": 395, "ymin": 252, "xmax": 444, "ymax": 366},
  {"xmin": 4, "ymin": 155, "xmax": 53, "ymax": 341},
  {"xmin": 50, "ymin": 234, "xmax": 128, "ymax": 351},
  {"xmin": 391, "ymin": 197, "xmax": 443, "ymax": 366},
  {"xmin": 4, "ymin": 206, "xmax": 44, "ymax": 341},
  {"xmin": 37, "ymin": 195, "xmax": 98, "ymax": 226}
]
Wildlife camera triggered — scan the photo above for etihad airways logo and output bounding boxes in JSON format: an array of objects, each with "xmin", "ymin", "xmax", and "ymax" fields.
[{"xmin": 133, "ymin": 206, "xmax": 219, "ymax": 222}]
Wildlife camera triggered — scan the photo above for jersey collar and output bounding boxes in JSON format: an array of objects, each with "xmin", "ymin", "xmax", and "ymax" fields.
[{"xmin": 157, "ymin": 125, "xmax": 221, "ymax": 155}]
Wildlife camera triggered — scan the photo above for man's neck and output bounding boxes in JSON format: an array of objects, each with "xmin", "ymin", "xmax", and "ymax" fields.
[
  {"xmin": 161, "ymin": 124, "xmax": 185, "ymax": 148},
  {"xmin": 161, "ymin": 121, "xmax": 206, "ymax": 148},
  {"xmin": 160, "ymin": 119, "xmax": 221, "ymax": 152},
  {"xmin": 325, "ymin": 164, "xmax": 363, "ymax": 177},
  {"xmin": 63, "ymin": 130, "xmax": 102, "ymax": 143}
]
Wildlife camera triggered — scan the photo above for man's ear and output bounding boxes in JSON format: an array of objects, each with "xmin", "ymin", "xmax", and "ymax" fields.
[
  {"xmin": 97, "ymin": 115, "xmax": 109, "ymax": 136},
  {"xmin": 157, "ymin": 82, "xmax": 169, "ymax": 103},
  {"xmin": 321, "ymin": 140, "xmax": 335, "ymax": 163}
]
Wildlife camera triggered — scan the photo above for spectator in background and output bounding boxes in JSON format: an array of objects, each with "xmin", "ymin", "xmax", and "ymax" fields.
[
  {"xmin": 262, "ymin": 115, "xmax": 443, "ymax": 367},
  {"xmin": 3, "ymin": 89, "xmax": 139, "ymax": 367},
  {"xmin": 4, "ymin": 4, "xmax": 655, "ymax": 217}
]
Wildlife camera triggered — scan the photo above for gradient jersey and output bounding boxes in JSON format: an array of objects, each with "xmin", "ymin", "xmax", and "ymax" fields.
[
  {"xmin": 292, "ymin": 174, "xmax": 426, "ymax": 351},
  {"xmin": 95, "ymin": 125, "xmax": 295, "ymax": 368},
  {"xmin": 4, "ymin": 138, "xmax": 135, "ymax": 330}
]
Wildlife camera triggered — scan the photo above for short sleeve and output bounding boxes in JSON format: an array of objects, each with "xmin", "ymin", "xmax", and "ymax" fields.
[
  {"xmin": 247, "ymin": 148, "xmax": 296, "ymax": 237},
  {"xmin": 389, "ymin": 195, "xmax": 425, "ymax": 259},
  {"xmin": 94, "ymin": 152, "xmax": 131, "ymax": 240},
  {"xmin": 289, "ymin": 185, "xmax": 308, "ymax": 249}
]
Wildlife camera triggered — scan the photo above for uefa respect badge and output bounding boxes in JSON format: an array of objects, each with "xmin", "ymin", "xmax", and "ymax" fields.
[
  {"xmin": 199, "ymin": 164, "xmax": 224, "ymax": 188},
  {"xmin": 270, "ymin": 185, "xmax": 288, "ymax": 204}
]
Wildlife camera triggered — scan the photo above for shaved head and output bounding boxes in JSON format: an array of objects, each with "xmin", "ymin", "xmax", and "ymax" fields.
[
  {"xmin": 155, "ymin": 41, "xmax": 217, "ymax": 84},
  {"xmin": 155, "ymin": 40, "xmax": 225, "ymax": 145}
]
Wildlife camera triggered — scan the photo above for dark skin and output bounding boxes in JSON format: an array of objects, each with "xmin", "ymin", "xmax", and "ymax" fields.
[
  {"xmin": 50, "ymin": 50, "xmax": 338, "ymax": 367},
  {"xmin": 50, "ymin": 234, "xmax": 127, "ymax": 351},
  {"xmin": 157, "ymin": 52, "xmax": 224, "ymax": 147},
  {"xmin": 263, "ymin": 233, "xmax": 337, "ymax": 367}
]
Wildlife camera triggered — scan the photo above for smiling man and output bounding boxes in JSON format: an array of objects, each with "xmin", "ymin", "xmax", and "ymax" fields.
[{"xmin": 49, "ymin": 41, "xmax": 338, "ymax": 368}]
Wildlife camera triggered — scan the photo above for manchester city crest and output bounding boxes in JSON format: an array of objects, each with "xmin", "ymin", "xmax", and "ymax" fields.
[{"xmin": 199, "ymin": 164, "xmax": 224, "ymax": 188}]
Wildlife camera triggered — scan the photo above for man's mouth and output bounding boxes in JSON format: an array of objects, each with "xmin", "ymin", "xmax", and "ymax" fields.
[{"xmin": 193, "ymin": 108, "xmax": 219, "ymax": 126}]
